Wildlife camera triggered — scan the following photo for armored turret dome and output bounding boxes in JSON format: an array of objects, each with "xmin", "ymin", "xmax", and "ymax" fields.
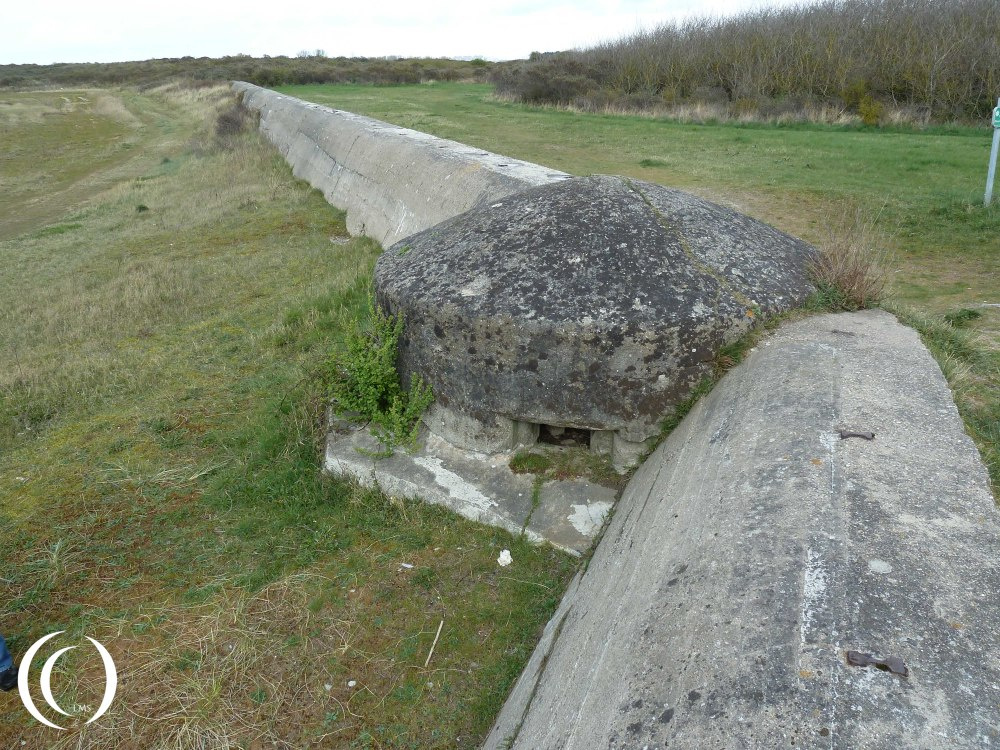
[{"xmin": 375, "ymin": 175, "xmax": 815, "ymax": 465}]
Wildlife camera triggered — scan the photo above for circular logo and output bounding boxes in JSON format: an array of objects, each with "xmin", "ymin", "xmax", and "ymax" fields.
[{"xmin": 18, "ymin": 631, "xmax": 118, "ymax": 730}]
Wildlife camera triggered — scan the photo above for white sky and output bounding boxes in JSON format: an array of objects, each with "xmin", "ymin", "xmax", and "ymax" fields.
[{"xmin": 3, "ymin": 0, "xmax": 815, "ymax": 65}]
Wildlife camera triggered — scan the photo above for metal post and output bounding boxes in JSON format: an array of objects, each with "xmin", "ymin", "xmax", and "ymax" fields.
[{"xmin": 986, "ymin": 97, "xmax": 1000, "ymax": 206}]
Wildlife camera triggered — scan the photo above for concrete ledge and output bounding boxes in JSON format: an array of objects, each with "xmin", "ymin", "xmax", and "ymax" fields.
[
  {"xmin": 233, "ymin": 82, "xmax": 570, "ymax": 247},
  {"xmin": 485, "ymin": 310, "xmax": 999, "ymax": 749},
  {"xmin": 324, "ymin": 423, "xmax": 617, "ymax": 556}
]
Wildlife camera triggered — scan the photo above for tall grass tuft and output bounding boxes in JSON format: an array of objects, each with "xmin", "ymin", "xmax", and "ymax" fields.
[
  {"xmin": 808, "ymin": 207, "xmax": 890, "ymax": 311},
  {"xmin": 213, "ymin": 100, "xmax": 255, "ymax": 150}
]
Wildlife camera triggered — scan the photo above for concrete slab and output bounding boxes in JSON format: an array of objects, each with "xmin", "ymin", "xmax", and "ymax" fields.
[
  {"xmin": 485, "ymin": 310, "xmax": 1000, "ymax": 749},
  {"xmin": 324, "ymin": 423, "xmax": 618, "ymax": 556}
]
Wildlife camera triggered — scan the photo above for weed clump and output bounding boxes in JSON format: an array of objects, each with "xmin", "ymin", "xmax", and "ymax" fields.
[
  {"xmin": 509, "ymin": 452, "xmax": 554, "ymax": 475},
  {"xmin": 944, "ymin": 308, "xmax": 983, "ymax": 328},
  {"xmin": 508, "ymin": 446, "xmax": 622, "ymax": 488},
  {"xmin": 807, "ymin": 207, "xmax": 889, "ymax": 311},
  {"xmin": 214, "ymin": 100, "xmax": 254, "ymax": 149},
  {"xmin": 327, "ymin": 295, "xmax": 433, "ymax": 451}
]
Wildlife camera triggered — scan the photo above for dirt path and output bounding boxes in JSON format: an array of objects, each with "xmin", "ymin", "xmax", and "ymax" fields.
[{"xmin": 0, "ymin": 88, "xmax": 196, "ymax": 241}]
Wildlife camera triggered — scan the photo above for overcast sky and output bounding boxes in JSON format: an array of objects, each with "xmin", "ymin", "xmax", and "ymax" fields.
[{"xmin": 3, "ymin": 0, "xmax": 815, "ymax": 65}]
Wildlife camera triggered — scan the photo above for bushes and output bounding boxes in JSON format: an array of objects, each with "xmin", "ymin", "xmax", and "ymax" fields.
[
  {"xmin": 490, "ymin": 0, "xmax": 1000, "ymax": 124},
  {"xmin": 491, "ymin": 56, "xmax": 601, "ymax": 104},
  {"xmin": 858, "ymin": 95, "xmax": 885, "ymax": 126},
  {"xmin": 214, "ymin": 100, "xmax": 254, "ymax": 148},
  {"xmin": 0, "ymin": 55, "xmax": 492, "ymax": 91}
]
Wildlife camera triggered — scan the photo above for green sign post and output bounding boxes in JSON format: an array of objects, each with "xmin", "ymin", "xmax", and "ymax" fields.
[{"xmin": 987, "ymin": 98, "xmax": 1000, "ymax": 205}]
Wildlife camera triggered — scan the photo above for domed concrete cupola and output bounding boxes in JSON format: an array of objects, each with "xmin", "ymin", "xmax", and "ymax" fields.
[{"xmin": 374, "ymin": 175, "xmax": 815, "ymax": 468}]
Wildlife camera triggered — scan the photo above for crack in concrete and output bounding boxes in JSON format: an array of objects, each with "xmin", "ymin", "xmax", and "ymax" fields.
[{"xmin": 625, "ymin": 177, "xmax": 754, "ymax": 309}]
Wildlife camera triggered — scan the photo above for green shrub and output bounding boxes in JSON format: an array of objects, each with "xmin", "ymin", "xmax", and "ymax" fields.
[
  {"xmin": 327, "ymin": 295, "xmax": 433, "ymax": 451},
  {"xmin": 858, "ymin": 95, "xmax": 884, "ymax": 126}
]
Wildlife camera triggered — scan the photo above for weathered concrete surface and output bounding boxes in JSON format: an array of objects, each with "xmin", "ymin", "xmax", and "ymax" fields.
[
  {"xmin": 485, "ymin": 310, "xmax": 1000, "ymax": 749},
  {"xmin": 376, "ymin": 175, "xmax": 815, "ymax": 460},
  {"xmin": 324, "ymin": 422, "xmax": 617, "ymax": 556},
  {"xmin": 233, "ymin": 82, "xmax": 569, "ymax": 247}
]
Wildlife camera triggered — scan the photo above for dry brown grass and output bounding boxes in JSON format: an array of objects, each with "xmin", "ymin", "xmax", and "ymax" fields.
[
  {"xmin": 808, "ymin": 206, "xmax": 892, "ymax": 311},
  {"xmin": 48, "ymin": 574, "xmax": 331, "ymax": 750}
]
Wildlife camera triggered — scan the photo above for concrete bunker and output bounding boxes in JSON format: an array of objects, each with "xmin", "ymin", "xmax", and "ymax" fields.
[{"xmin": 375, "ymin": 175, "xmax": 817, "ymax": 469}]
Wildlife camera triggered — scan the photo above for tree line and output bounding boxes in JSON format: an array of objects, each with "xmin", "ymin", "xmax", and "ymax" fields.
[
  {"xmin": 0, "ymin": 54, "xmax": 490, "ymax": 90},
  {"xmin": 491, "ymin": 0, "xmax": 1000, "ymax": 124}
]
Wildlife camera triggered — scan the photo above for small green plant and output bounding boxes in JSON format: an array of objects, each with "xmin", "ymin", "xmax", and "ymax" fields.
[
  {"xmin": 508, "ymin": 446, "xmax": 621, "ymax": 489},
  {"xmin": 328, "ymin": 295, "xmax": 433, "ymax": 451},
  {"xmin": 658, "ymin": 378, "xmax": 715, "ymax": 440},
  {"xmin": 509, "ymin": 452, "xmax": 553, "ymax": 475}
]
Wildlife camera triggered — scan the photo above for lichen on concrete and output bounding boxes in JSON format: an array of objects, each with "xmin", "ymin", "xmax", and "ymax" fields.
[{"xmin": 375, "ymin": 175, "xmax": 816, "ymax": 462}]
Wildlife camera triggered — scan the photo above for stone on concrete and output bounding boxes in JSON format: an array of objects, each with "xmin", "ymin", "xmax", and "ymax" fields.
[
  {"xmin": 233, "ymin": 82, "xmax": 570, "ymax": 247},
  {"xmin": 376, "ymin": 175, "xmax": 815, "ymax": 465},
  {"xmin": 485, "ymin": 310, "xmax": 1000, "ymax": 749}
]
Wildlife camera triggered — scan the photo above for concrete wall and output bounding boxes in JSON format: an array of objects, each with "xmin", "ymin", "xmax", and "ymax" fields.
[
  {"xmin": 233, "ymin": 82, "xmax": 570, "ymax": 248},
  {"xmin": 485, "ymin": 310, "xmax": 1000, "ymax": 749}
]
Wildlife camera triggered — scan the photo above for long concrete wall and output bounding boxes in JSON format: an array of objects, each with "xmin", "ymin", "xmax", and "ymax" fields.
[
  {"xmin": 485, "ymin": 310, "xmax": 1000, "ymax": 749},
  {"xmin": 233, "ymin": 82, "xmax": 569, "ymax": 248}
]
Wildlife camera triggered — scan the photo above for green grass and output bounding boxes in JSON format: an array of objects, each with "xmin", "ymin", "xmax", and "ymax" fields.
[
  {"xmin": 280, "ymin": 82, "xmax": 1000, "ymax": 493},
  {"xmin": 0, "ymin": 85, "xmax": 575, "ymax": 748},
  {"xmin": 3, "ymin": 79, "xmax": 998, "ymax": 747},
  {"xmin": 509, "ymin": 446, "xmax": 622, "ymax": 490}
]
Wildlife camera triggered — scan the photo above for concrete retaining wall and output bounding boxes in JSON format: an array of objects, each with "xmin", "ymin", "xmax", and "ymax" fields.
[
  {"xmin": 485, "ymin": 310, "xmax": 1000, "ymax": 749},
  {"xmin": 233, "ymin": 82, "xmax": 570, "ymax": 248}
]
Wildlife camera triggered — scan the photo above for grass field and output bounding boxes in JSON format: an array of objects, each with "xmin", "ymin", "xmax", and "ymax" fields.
[
  {"xmin": 2, "ymin": 79, "xmax": 997, "ymax": 749},
  {"xmin": 281, "ymin": 82, "xmax": 1000, "ymax": 489},
  {"xmin": 0, "ymin": 85, "xmax": 574, "ymax": 748}
]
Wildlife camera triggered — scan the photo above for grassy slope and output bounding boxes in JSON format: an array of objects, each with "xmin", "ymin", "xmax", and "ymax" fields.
[
  {"xmin": 1, "ymin": 90, "xmax": 144, "ymax": 241},
  {"xmin": 280, "ymin": 82, "xmax": 999, "ymax": 487},
  {"xmin": 0, "ymin": 86, "xmax": 574, "ymax": 748}
]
